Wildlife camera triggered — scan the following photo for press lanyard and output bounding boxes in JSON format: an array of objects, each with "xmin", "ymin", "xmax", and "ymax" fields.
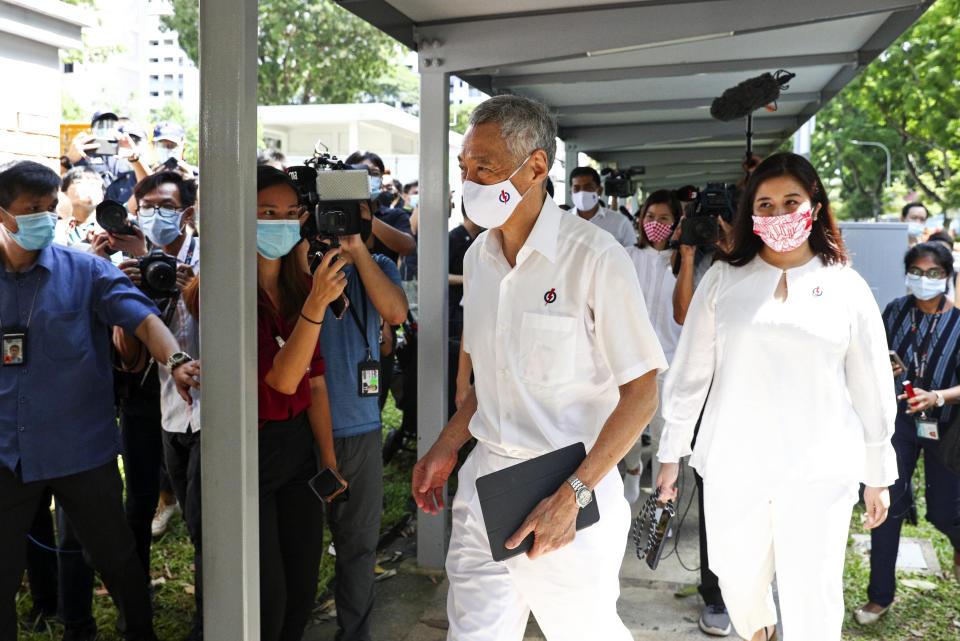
[
  {"xmin": 347, "ymin": 280, "xmax": 372, "ymax": 359},
  {"xmin": 910, "ymin": 296, "xmax": 947, "ymax": 387},
  {"xmin": 0, "ymin": 272, "xmax": 43, "ymax": 333}
]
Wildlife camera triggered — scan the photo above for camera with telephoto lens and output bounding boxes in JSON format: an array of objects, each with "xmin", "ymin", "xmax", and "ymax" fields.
[
  {"xmin": 601, "ymin": 166, "xmax": 645, "ymax": 198},
  {"xmin": 95, "ymin": 199, "xmax": 138, "ymax": 235},
  {"xmin": 137, "ymin": 249, "xmax": 178, "ymax": 300},
  {"xmin": 679, "ymin": 183, "xmax": 740, "ymax": 246}
]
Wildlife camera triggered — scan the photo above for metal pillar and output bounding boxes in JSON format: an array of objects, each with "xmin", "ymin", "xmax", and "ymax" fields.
[
  {"xmin": 563, "ymin": 141, "xmax": 577, "ymax": 206},
  {"xmin": 198, "ymin": 0, "xmax": 260, "ymax": 638},
  {"xmin": 416, "ymin": 69, "xmax": 451, "ymax": 569}
]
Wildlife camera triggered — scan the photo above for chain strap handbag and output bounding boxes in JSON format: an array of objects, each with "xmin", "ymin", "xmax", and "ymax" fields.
[{"xmin": 632, "ymin": 491, "xmax": 676, "ymax": 570}]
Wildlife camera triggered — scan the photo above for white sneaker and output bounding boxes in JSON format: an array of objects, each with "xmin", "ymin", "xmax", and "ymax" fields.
[
  {"xmin": 623, "ymin": 472, "xmax": 641, "ymax": 504},
  {"xmin": 854, "ymin": 604, "xmax": 889, "ymax": 625},
  {"xmin": 151, "ymin": 501, "xmax": 181, "ymax": 538}
]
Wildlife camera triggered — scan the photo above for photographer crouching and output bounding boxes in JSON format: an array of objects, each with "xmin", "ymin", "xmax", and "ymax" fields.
[{"xmin": 0, "ymin": 161, "xmax": 197, "ymax": 641}]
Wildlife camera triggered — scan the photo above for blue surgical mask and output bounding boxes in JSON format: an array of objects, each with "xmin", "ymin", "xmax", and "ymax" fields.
[
  {"xmin": 139, "ymin": 207, "xmax": 184, "ymax": 247},
  {"xmin": 905, "ymin": 273, "xmax": 947, "ymax": 301},
  {"xmin": 3, "ymin": 209, "xmax": 58, "ymax": 251},
  {"xmin": 369, "ymin": 176, "xmax": 382, "ymax": 197},
  {"xmin": 257, "ymin": 220, "xmax": 301, "ymax": 259},
  {"xmin": 907, "ymin": 221, "xmax": 925, "ymax": 238},
  {"xmin": 408, "ymin": 193, "xmax": 419, "ymax": 209}
]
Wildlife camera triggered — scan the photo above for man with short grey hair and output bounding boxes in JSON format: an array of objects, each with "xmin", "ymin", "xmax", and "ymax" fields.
[{"xmin": 413, "ymin": 95, "xmax": 666, "ymax": 640}]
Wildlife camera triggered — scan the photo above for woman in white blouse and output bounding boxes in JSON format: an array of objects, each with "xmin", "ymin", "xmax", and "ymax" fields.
[
  {"xmin": 622, "ymin": 190, "xmax": 682, "ymax": 503},
  {"xmin": 655, "ymin": 153, "xmax": 897, "ymax": 641}
]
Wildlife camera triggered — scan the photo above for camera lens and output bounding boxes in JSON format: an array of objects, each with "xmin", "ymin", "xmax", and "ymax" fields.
[
  {"xmin": 143, "ymin": 259, "xmax": 177, "ymax": 292},
  {"xmin": 95, "ymin": 200, "xmax": 129, "ymax": 234}
]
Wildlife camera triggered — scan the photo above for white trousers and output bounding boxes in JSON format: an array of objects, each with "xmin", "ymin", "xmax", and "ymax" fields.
[
  {"xmin": 445, "ymin": 443, "xmax": 633, "ymax": 641},
  {"xmin": 703, "ymin": 479, "xmax": 858, "ymax": 641}
]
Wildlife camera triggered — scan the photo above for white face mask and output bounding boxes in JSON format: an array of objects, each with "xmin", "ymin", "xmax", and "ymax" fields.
[
  {"xmin": 155, "ymin": 144, "xmax": 181, "ymax": 165},
  {"xmin": 571, "ymin": 190, "xmax": 599, "ymax": 212},
  {"xmin": 461, "ymin": 155, "xmax": 533, "ymax": 229},
  {"xmin": 905, "ymin": 273, "xmax": 947, "ymax": 301}
]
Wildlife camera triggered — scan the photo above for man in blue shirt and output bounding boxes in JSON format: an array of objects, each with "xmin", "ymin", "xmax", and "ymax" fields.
[
  {"xmin": 317, "ymin": 201, "xmax": 407, "ymax": 641},
  {"xmin": 0, "ymin": 161, "xmax": 198, "ymax": 641}
]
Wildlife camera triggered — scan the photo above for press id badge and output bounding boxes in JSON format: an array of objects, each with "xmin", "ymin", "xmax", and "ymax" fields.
[
  {"xmin": 1, "ymin": 328, "xmax": 27, "ymax": 366},
  {"xmin": 917, "ymin": 419, "xmax": 940, "ymax": 440},
  {"xmin": 358, "ymin": 358, "xmax": 380, "ymax": 397}
]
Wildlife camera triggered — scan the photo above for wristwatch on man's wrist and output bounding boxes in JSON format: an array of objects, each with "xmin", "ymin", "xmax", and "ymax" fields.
[
  {"xmin": 566, "ymin": 475, "xmax": 593, "ymax": 508},
  {"xmin": 935, "ymin": 390, "xmax": 946, "ymax": 407},
  {"xmin": 165, "ymin": 351, "xmax": 194, "ymax": 372}
]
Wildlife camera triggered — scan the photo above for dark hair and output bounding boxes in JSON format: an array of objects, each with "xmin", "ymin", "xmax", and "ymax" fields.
[
  {"xmin": 0, "ymin": 161, "xmax": 61, "ymax": 209},
  {"xmin": 570, "ymin": 167, "xmax": 602, "ymax": 189},
  {"xmin": 61, "ymin": 166, "xmax": 103, "ymax": 193},
  {"xmin": 256, "ymin": 165, "xmax": 309, "ymax": 323},
  {"xmin": 545, "ymin": 176, "xmax": 554, "ymax": 198},
  {"xmin": 901, "ymin": 201, "xmax": 928, "ymax": 220},
  {"xmin": 345, "ymin": 150, "xmax": 384, "ymax": 174},
  {"xmin": 133, "ymin": 171, "xmax": 197, "ymax": 208},
  {"xmin": 928, "ymin": 230, "xmax": 954, "ymax": 246},
  {"xmin": 637, "ymin": 190, "xmax": 682, "ymax": 248},
  {"xmin": 391, "ymin": 179, "xmax": 402, "ymax": 192},
  {"xmin": 402, "ymin": 180, "xmax": 419, "ymax": 194},
  {"xmin": 257, "ymin": 148, "xmax": 287, "ymax": 167},
  {"xmin": 904, "ymin": 241, "xmax": 955, "ymax": 281},
  {"xmin": 724, "ymin": 152, "xmax": 847, "ymax": 267}
]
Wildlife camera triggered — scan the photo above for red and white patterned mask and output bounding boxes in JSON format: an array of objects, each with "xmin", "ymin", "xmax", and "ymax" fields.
[
  {"xmin": 752, "ymin": 208, "xmax": 813, "ymax": 253},
  {"xmin": 643, "ymin": 220, "xmax": 673, "ymax": 244}
]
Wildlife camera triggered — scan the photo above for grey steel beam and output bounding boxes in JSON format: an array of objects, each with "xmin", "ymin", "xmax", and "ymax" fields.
[
  {"xmin": 562, "ymin": 116, "xmax": 798, "ymax": 151},
  {"xmin": 492, "ymin": 52, "xmax": 863, "ymax": 89},
  {"xmin": 555, "ymin": 92, "xmax": 820, "ymax": 117},
  {"xmin": 198, "ymin": 0, "xmax": 260, "ymax": 639},
  {"xmin": 591, "ymin": 146, "xmax": 777, "ymax": 167},
  {"xmin": 634, "ymin": 162, "xmax": 747, "ymax": 180},
  {"xmin": 411, "ymin": 0, "xmax": 922, "ymax": 73},
  {"xmin": 641, "ymin": 172, "xmax": 745, "ymax": 190},
  {"xmin": 334, "ymin": 0, "xmax": 418, "ymax": 50},
  {"xmin": 416, "ymin": 69, "xmax": 450, "ymax": 570}
]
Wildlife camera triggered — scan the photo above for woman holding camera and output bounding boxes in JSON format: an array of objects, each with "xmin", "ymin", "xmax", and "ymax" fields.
[
  {"xmin": 855, "ymin": 241, "xmax": 960, "ymax": 624},
  {"xmin": 656, "ymin": 153, "xmax": 897, "ymax": 641},
  {"xmin": 621, "ymin": 190, "xmax": 683, "ymax": 503},
  {"xmin": 255, "ymin": 165, "xmax": 346, "ymax": 641}
]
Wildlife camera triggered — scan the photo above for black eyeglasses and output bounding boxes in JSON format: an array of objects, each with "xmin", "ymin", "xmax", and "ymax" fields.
[{"xmin": 907, "ymin": 266, "xmax": 947, "ymax": 280}]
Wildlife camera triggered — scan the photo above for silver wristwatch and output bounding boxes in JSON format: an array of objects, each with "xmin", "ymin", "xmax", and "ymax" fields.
[
  {"xmin": 165, "ymin": 351, "xmax": 194, "ymax": 372},
  {"xmin": 936, "ymin": 391, "xmax": 946, "ymax": 407},
  {"xmin": 566, "ymin": 475, "xmax": 593, "ymax": 508}
]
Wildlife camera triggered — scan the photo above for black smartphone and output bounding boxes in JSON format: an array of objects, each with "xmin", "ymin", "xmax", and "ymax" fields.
[
  {"xmin": 889, "ymin": 350, "xmax": 907, "ymax": 372},
  {"xmin": 308, "ymin": 467, "xmax": 348, "ymax": 503},
  {"xmin": 91, "ymin": 138, "xmax": 119, "ymax": 157},
  {"xmin": 162, "ymin": 156, "xmax": 179, "ymax": 170}
]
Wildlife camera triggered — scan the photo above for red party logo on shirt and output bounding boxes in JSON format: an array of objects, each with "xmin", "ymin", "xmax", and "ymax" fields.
[
  {"xmin": 544, "ymin": 288, "xmax": 557, "ymax": 305},
  {"xmin": 499, "ymin": 190, "xmax": 510, "ymax": 204},
  {"xmin": 812, "ymin": 286, "xmax": 823, "ymax": 297}
]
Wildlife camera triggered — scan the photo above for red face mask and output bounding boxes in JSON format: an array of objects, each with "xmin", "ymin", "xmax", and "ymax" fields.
[
  {"xmin": 643, "ymin": 220, "xmax": 673, "ymax": 244},
  {"xmin": 752, "ymin": 208, "xmax": 813, "ymax": 253}
]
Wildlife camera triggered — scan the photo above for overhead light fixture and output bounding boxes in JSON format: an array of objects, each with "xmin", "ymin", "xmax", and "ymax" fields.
[{"xmin": 586, "ymin": 32, "xmax": 734, "ymax": 58}]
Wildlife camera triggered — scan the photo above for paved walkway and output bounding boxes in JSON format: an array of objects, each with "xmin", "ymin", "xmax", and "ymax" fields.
[{"xmin": 305, "ymin": 462, "xmax": 779, "ymax": 641}]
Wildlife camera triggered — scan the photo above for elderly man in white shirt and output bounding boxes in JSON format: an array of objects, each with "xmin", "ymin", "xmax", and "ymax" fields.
[
  {"xmin": 412, "ymin": 95, "xmax": 666, "ymax": 641},
  {"xmin": 569, "ymin": 166, "xmax": 637, "ymax": 247}
]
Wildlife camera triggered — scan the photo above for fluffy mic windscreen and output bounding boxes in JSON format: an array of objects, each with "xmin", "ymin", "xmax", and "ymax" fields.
[{"xmin": 710, "ymin": 73, "xmax": 783, "ymax": 122}]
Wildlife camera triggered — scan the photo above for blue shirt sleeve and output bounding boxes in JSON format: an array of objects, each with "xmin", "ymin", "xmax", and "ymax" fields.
[
  {"xmin": 90, "ymin": 258, "xmax": 160, "ymax": 333},
  {"xmin": 374, "ymin": 253, "xmax": 403, "ymax": 288}
]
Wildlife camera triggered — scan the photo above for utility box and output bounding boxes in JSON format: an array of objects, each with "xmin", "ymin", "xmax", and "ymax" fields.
[{"xmin": 839, "ymin": 222, "xmax": 909, "ymax": 310}]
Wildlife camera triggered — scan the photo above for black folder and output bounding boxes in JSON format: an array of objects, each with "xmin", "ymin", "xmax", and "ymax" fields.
[{"xmin": 475, "ymin": 442, "xmax": 600, "ymax": 561}]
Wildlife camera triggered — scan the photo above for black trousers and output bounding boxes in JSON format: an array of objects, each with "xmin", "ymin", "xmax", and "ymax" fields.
[
  {"xmin": 163, "ymin": 427, "xmax": 203, "ymax": 629},
  {"xmin": 694, "ymin": 470, "xmax": 724, "ymax": 607},
  {"xmin": 0, "ymin": 461, "xmax": 155, "ymax": 641},
  {"xmin": 25, "ymin": 488, "xmax": 57, "ymax": 614},
  {"xmin": 326, "ymin": 430, "xmax": 384, "ymax": 641},
  {"xmin": 119, "ymin": 400, "xmax": 165, "ymax": 578},
  {"xmin": 259, "ymin": 413, "xmax": 324, "ymax": 641}
]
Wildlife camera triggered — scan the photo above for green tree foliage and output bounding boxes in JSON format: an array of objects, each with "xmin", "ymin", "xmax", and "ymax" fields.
[
  {"xmin": 812, "ymin": 0, "xmax": 960, "ymax": 220},
  {"xmin": 450, "ymin": 103, "xmax": 476, "ymax": 135},
  {"xmin": 161, "ymin": 0, "xmax": 402, "ymax": 106}
]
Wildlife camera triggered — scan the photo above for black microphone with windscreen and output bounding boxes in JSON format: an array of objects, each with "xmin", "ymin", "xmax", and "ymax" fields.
[{"xmin": 710, "ymin": 70, "xmax": 796, "ymax": 122}]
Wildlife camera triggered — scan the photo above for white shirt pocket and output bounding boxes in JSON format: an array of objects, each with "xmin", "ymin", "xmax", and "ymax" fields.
[{"xmin": 517, "ymin": 312, "xmax": 577, "ymax": 386}]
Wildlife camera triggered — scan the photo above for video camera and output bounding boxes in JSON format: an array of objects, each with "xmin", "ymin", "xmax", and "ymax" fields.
[
  {"xmin": 678, "ymin": 183, "xmax": 740, "ymax": 247},
  {"xmin": 601, "ymin": 167, "xmax": 645, "ymax": 199}
]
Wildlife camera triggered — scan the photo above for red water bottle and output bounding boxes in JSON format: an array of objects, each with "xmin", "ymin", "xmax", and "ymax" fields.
[{"xmin": 903, "ymin": 380, "xmax": 917, "ymax": 399}]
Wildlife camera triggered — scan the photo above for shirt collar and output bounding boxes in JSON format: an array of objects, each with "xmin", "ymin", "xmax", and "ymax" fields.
[
  {"xmin": 1, "ymin": 244, "xmax": 55, "ymax": 276},
  {"xmin": 479, "ymin": 196, "xmax": 562, "ymax": 265}
]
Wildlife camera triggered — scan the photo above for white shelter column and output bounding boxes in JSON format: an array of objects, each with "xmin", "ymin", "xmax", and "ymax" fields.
[
  {"xmin": 198, "ymin": 0, "xmax": 260, "ymax": 638},
  {"xmin": 416, "ymin": 68, "xmax": 451, "ymax": 570}
]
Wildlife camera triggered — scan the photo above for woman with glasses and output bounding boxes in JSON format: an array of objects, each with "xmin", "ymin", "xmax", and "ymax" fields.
[{"xmin": 855, "ymin": 241, "xmax": 960, "ymax": 624}]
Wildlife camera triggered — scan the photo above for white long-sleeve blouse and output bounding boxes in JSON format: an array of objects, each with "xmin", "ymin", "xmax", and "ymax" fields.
[{"xmin": 657, "ymin": 255, "xmax": 899, "ymax": 488}]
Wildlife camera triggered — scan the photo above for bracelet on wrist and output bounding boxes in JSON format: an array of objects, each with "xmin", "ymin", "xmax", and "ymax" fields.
[{"xmin": 300, "ymin": 310, "xmax": 323, "ymax": 326}]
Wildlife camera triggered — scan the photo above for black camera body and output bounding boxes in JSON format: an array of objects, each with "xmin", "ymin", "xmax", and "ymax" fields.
[
  {"xmin": 137, "ymin": 249, "xmax": 178, "ymax": 300},
  {"xmin": 601, "ymin": 166, "xmax": 645, "ymax": 199},
  {"xmin": 95, "ymin": 199, "xmax": 137, "ymax": 235},
  {"xmin": 679, "ymin": 183, "xmax": 740, "ymax": 246}
]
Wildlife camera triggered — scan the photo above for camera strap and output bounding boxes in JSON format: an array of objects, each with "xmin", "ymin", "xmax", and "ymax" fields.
[
  {"xmin": 909, "ymin": 295, "xmax": 946, "ymax": 387},
  {"xmin": 347, "ymin": 277, "xmax": 372, "ymax": 359},
  {"xmin": 346, "ymin": 278, "xmax": 380, "ymax": 398}
]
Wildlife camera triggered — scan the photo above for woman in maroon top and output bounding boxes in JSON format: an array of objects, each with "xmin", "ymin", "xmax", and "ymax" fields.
[{"xmin": 255, "ymin": 166, "xmax": 346, "ymax": 641}]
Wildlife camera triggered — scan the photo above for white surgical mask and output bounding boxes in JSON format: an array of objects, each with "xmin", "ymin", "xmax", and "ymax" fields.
[
  {"xmin": 461, "ymin": 155, "xmax": 533, "ymax": 229},
  {"xmin": 155, "ymin": 145, "xmax": 180, "ymax": 165},
  {"xmin": 571, "ymin": 190, "xmax": 599, "ymax": 212},
  {"xmin": 905, "ymin": 273, "xmax": 947, "ymax": 301},
  {"xmin": 907, "ymin": 221, "xmax": 925, "ymax": 238}
]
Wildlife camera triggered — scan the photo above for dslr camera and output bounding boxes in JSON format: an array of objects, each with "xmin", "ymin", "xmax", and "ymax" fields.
[
  {"xmin": 601, "ymin": 167, "xmax": 645, "ymax": 199},
  {"xmin": 679, "ymin": 183, "xmax": 740, "ymax": 246},
  {"xmin": 95, "ymin": 199, "xmax": 138, "ymax": 235},
  {"xmin": 137, "ymin": 250, "xmax": 178, "ymax": 300}
]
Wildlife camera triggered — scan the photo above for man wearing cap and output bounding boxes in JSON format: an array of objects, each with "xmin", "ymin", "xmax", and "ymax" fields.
[
  {"xmin": 64, "ymin": 111, "xmax": 142, "ymax": 206},
  {"xmin": 568, "ymin": 167, "xmax": 636, "ymax": 247},
  {"xmin": 152, "ymin": 122, "xmax": 197, "ymax": 179}
]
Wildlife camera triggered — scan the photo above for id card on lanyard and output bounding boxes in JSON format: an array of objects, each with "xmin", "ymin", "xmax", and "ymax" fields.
[
  {"xmin": 910, "ymin": 297, "xmax": 946, "ymax": 439},
  {"xmin": 1, "ymin": 273, "xmax": 43, "ymax": 367},
  {"xmin": 348, "ymin": 282, "xmax": 380, "ymax": 398}
]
